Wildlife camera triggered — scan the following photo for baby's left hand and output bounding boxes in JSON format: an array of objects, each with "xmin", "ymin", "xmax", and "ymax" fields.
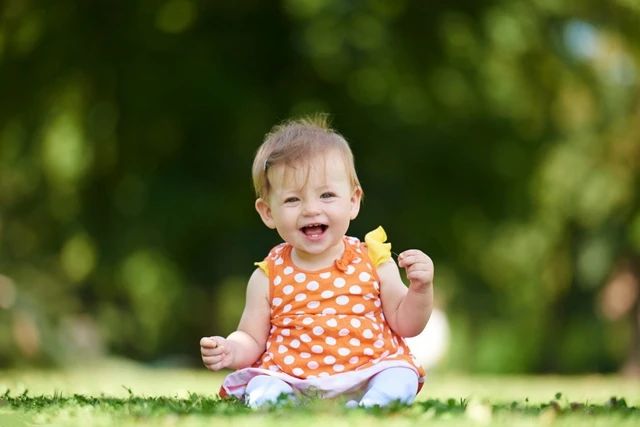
[{"xmin": 397, "ymin": 249, "xmax": 434, "ymax": 291}]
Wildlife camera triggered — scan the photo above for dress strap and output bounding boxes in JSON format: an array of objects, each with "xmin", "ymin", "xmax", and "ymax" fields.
[{"xmin": 334, "ymin": 237, "xmax": 357, "ymax": 272}]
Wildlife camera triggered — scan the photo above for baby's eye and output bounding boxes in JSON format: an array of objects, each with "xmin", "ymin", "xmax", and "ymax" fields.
[
  {"xmin": 284, "ymin": 197, "xmax": 299, "ymax": 204},
  {"xmin": 321, "ymin": 192, "xmax": 336, "ymax": 199}
]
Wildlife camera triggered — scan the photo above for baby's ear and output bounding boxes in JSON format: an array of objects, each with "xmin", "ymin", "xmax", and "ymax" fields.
[
  {"xmin": 255, "ymin": 198, "xmax": 276, "ymax": 229},
  {"xmin": 350, "ymin": 186, "xmax": 363, "ymax": 220}
]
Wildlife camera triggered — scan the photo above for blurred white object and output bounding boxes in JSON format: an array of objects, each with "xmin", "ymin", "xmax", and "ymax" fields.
[{"xmin": 404, "ymin": 308, "xmax": 450, "ymax": 369}]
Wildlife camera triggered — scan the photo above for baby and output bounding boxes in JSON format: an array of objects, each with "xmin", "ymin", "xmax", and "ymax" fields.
[{"xmin": 200, "ymin": 115, "xmax": 434, "ymax": 408}]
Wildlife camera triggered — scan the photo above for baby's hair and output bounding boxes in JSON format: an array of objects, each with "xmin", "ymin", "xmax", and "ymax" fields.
[{"xmin": 252, "ymin": 113, "xmax": 361, "ymax": 199}]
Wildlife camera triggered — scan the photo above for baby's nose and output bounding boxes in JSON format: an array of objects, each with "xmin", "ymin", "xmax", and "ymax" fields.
[{"xmin": 302, "ymin": 200, "xmax": 321, "ymax": 215}]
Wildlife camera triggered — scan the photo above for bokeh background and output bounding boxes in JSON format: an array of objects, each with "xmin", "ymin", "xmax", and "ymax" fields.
[{"xmin": 1, "ymin": 0, "xmax": 639, "ymax": 376}]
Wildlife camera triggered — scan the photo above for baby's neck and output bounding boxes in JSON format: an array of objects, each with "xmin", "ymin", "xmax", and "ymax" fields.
[{"xmin": 290, "ymin": 240, "xmax": 345, "ymax": 271}]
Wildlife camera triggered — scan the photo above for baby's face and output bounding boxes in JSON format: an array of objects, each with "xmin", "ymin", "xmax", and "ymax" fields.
[{"xmin": 256, "ymin": 149, "xmax": 361, "ymax": 264}]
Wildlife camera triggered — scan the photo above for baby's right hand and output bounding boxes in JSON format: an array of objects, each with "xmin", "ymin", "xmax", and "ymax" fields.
[{"xmin": 200, "ymin": 336, "xmax": 233, "ymax": 371}]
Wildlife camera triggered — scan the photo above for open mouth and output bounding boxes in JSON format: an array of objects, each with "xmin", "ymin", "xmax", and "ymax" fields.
[{"xmin": 300, "ymin": 223, "xmax": 328, "ymax": 237}]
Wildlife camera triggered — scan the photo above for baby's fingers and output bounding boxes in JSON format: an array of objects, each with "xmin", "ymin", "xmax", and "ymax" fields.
[
  {"xmin": 406, "ymin": 268, "xmax": 431, "ymax": 281},
  {"xmin": 200, "ymin": 336, "xmax": 228, "ymax": 357},
  {"xmin": 201, "ymin": 345, "xmax": 226, "ymax": 357},
  {"xmin": 200, "ymin": 336, "xmax": 221, "ymax": 348},
  {"xmin": 202, "ymin": 354, "xmax": 226, "ymax": 366},
  {"xmin": 202, "ymin": 347, "xmax": 231, "ymax": 371},
  {"xmin": 397, "ymin": 250, "xmax": 430, "ymax": 268}
]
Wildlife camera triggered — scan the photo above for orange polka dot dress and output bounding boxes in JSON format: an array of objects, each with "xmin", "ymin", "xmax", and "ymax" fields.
[{"xmin": 220, "ymin": 230, "xmax": 426, "ymax": 399}]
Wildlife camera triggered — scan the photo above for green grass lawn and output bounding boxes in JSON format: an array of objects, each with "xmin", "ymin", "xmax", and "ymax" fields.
[{"xmin": 1, "ymin": 358, "xmax": 639, "ymax": 426}]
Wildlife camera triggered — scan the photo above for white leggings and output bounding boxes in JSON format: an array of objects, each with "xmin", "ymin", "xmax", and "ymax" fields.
[{"xmin": 244, "ymin": 367, "xmax": 419, "ymax": 408}]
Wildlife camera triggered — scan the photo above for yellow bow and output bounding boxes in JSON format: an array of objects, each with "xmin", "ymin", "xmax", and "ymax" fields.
[{"xmin": 364, "ymin": 226, "xmax": 392, "ymax": 266}]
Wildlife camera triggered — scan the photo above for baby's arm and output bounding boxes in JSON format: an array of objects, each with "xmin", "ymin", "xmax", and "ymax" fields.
[
  {"xmin": 377, "ymin": 250, "xmax": 434, "ymax": 337},
  {"xmin": 200, "ymin": 268, "xmax": 270, "ymax": 370}
]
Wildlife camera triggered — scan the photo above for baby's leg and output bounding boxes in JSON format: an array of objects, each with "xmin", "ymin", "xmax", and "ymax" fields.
[
  {"xmin": 245, "ymin": 375, "xmax": 295, "ymax": 408},
  {"xmin": 359, "ymin": 367, "xmax": 419, "ymax": 407}
]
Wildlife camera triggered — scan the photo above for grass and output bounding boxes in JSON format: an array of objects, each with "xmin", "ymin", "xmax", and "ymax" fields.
[{"xmin": 1, "ymin": 359, "xmax": 639, "ymax": 426}]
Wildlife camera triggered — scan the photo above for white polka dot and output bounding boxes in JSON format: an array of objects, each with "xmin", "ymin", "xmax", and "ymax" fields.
[
  {"xmin": 294, "ymin": 272, "xmax": 306, "ymax": 283},
  {"xmin": 338, "ymin": 347, "xmax": 351, "ymax": 356},
  {"xmin": 363, "ymin": 348, "xmax": 374, "ymax": 356},
  {"xmin": 350, "ymin": 318, "xmax": 361, "ymax": 328},
  {"xmin": 311, "ymin": 345, "xmax": 324, "ymax": 353},
  {"xmin": 312, "ymin": 326, "xmax": 325, "ymax": 336},
  {"xmin": 295, "ymin": 293, "xmax": 307, "ymax": 302},
  {"xmin": 352, "ymin": 257, "xmax": 361, "ymax": 264},
  {"xmin": 319, "ymin": 272, "xmax": 331, "ymax": 279},
  {"xmin": 307, "ymin": 361, "xmax": 319, "ymax": 369},
  {"xmin": 349, "ymin": 338, "xmax": 361, "ymax": 346},
  {"xmin": 326, "ymin": 318, "xmax": 338, "ymax": 327},
  {"xmin": 336, "ymin": 296, "xmax": 349, "ymax": 305},
  {"xmin": 300, "ymin": 334, "xmax": 312, "ymax": 343},
  {"xmin": 302, "ymin": 317, "xmax": 314, "ymax": 325},
  {"xmin": 283, "ymin": 285, "xmax": 294, "ymax": 295},
  {"xmin": 282, "ymin": 318, "xmax": 292, "ymax": 325},
  {"xmin": 282, "ymin": 304, "xmax": 292, "ymax": 313},
  {"xmin": 284, "ymin": 266, "xmax": 294, "ymax": 275},
  {"xmin": 274, "ymin": 275, "xmax": 282, "ymax": 285},
  {"xmin": 300, "ymin": 352, "xmax": 311, "ymax": 359},
  {"xmin": 352, "ymin": 304, "xmax": 365, "ymax": 313},
  {"xmin": 275, "ymin": 257, "xmax": 284, "ymax": 265},
  {"xmin": 283, "ymin": 355, "xmax": 295, "ymax": 365},
  {"xmin": 333, "ymin": 277, "xmax": 346, "ymax": 288},
  {"xmin": 269, "ymin": 365, "xmax": 279, "ymax": 371},
  {"xmin": 345, "ymin": 265, "xmax": 355, "ymax": 275},
  {"xmin": 338, "ymin": 328, "xmax": 350, "ymax": 336},
  {"xmin": 372, "ymin": 281, "xmax": 379, "ymax": 290},
  {"xmin": 281, "ymin": 329, "xmax": 290, "ymax": 336},
  {"xmin": 290, "ymin": 339, "xmax": 301, "ymax": 349},
  {"xmin": 324, "ymin": 355, "xmax": 336, "ymax": 364},
  {"xmin": 321, "ymin": 290, "xmax": 334, "ymax": 299},
  {"xmin": 363, "ymin": 329, "xmax": 374, "ymax": 339},
  {"xmin": 306, "ymin": 281, "xmax": 320, "ymax": 291},
  {"xmin": 333, "ymin": 364, "xmax": 345, "ymax": 372},
  {"xmin": 307, "ymin": 300, "xmax": 320, "ymax": 309},
  {"xmin": 325, "ymin": 337, "xmax": 336, "ymax": 345},
  {"xmin": 292, "ymin": 367, "xmax": 304, "ymax": 376},
  {"xmin": 374, "ymin": 300, "xmax": 381, "ymax": 307},
  {"xmin": 349, "ymin": 285, "xmax": 362, "ymax": 294},
  {"xmin": 273, "ymin": 297, "xmax": 283, "ymax": 306},
  {"xmin": 349, "ymin": 356, "xmax": 359, "ymax": 364},
  {"xmin": 374, "ymin": 340, "xmax": 385, "ymax": 348},
  {"xmin": 358, "ymin": 272, "xmax": 371, "ymax": 282},
  {"xmin": 275, "ymin": 335, "xmax": 283, "ymax": 343},
  {"xmin": 322, "ymin": 307, "xmax": 336, "ymax": 315},
  {"xmin": 364, "ymin": 293, "xmax": 375, "ymax": 300},
  {"xmin": 278, "ymin": 345, "xmax": 288, "ymax": 353}
]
